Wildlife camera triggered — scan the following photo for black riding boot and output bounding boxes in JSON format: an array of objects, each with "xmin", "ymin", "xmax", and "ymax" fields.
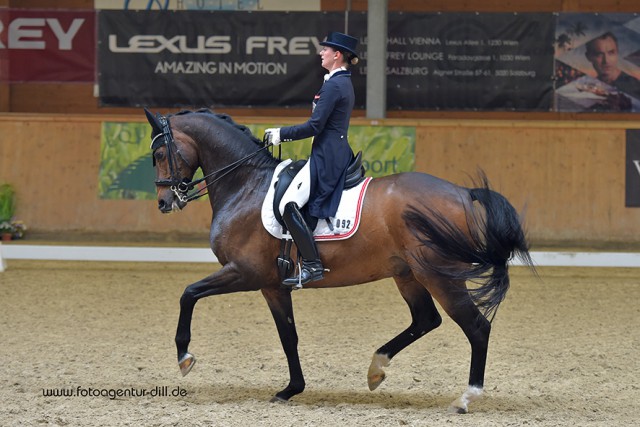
[{"xmin": 281, "ymin": 202, "xmax": 324, "ymax": 289}]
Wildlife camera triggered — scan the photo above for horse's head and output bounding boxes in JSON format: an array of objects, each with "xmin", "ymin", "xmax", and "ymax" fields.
[{"xmin": 145, "ymin": 109, "xmax": 199, "ymax": 213}]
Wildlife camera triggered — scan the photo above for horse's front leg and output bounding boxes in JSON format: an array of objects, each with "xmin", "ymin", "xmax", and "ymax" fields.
[
  {"xmin": 261, "ymin": 287, "xmax": 305, "ymax": 402},
  {"xmin": 175, "ymin": 263, "xmax": 245, "ymax": 376}
]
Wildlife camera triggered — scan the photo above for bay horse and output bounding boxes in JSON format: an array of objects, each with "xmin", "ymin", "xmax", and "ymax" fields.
[{"xmin": 145, "ymin": 108, "xmax": 535, "ymax": 413}]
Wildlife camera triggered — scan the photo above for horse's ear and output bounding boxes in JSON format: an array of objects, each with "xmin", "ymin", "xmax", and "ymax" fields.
[{"xmin": 144, "ymin": 108, "xmax": 162, "ymax": 134}]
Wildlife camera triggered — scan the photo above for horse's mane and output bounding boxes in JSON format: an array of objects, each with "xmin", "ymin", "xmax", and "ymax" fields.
[{"xmin": 171, "ymin": 108, "xmax": 265, "ymax": 148}]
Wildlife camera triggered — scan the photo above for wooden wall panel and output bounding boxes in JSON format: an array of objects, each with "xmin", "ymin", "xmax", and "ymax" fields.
[
  {"xmin": 0, "ymin": 115, "xmax": 212, "ymax": 234},
  {"xmin": 1, "ymin": 114, "xmax": 639, "ymax": 245},
  {"xmin": 414, "ymin": 122, "xmax": 639, "ymax": 243}
]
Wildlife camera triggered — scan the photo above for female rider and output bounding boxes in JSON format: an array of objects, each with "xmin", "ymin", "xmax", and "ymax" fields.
[{"xmin": 264, "ymin": 32, "xmax": 359, "ymax": 289}]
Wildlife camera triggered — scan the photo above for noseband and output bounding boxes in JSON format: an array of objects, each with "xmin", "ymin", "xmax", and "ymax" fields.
[{"xmin": 151, "ymin": 113, "xmax": 269, "ymax": 204}]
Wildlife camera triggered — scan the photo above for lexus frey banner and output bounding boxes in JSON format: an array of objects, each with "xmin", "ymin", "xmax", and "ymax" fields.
[
  {"xmin": 97, "ymin": 10, "xmax": 367, "ymax": 108},
  {"xmin": 0, "ymin": 9, "xmax": 95, "ymax": 82},
  {"xmin": 97, "ymin": 10, "xmax": 555, "ymax": 110}
]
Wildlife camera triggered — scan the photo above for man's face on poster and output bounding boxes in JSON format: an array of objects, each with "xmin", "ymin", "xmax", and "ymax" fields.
[{"xmin": 586, "ymin": 36, "xmax": 620, "ymax": 84}]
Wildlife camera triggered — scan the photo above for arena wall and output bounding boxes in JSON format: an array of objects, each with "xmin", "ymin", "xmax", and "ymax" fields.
[
  {"xmin": 1, "ymin": 114, "xmax": 638, "ymax": 245},
  {"xmin": 1, "ymin": 0, "xmax": 639, "ymax": 245}
]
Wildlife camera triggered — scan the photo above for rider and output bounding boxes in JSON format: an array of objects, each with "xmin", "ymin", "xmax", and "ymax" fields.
[{"xmin": 264, "ymin": 31, "xmax": 359, "ymax": 289}]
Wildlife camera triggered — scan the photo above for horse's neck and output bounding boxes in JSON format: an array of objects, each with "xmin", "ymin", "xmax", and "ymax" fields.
[{"xmin": 198, "ymin": 138, "xmax": 273, "ymax": 216}]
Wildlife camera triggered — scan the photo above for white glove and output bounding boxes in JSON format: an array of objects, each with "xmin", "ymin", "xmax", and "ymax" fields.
[{"xmin": 264, "ymin": 128, "xmax": 281, "ymax": 146}]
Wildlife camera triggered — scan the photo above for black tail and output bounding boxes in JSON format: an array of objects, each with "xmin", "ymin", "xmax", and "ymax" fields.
[{"xmin": 403, "ymin": 176, "xmax": 535, "ymax": 321}]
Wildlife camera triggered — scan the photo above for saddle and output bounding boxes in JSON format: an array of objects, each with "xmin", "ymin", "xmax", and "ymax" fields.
[{"xmin": 271, "ymin": 151, "xmax": 366, "ymax": 229}]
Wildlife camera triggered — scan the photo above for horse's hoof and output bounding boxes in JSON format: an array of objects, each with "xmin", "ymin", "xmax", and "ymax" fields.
[
  {"xmin": 178, "ymin": 353, "xmax": 196, "ymax": 377},
  {"xmin": 367, "ymin": 353, "xmax": 390, "ymax": 391},
  {"xmin": 449, "ymin": 386, "xmax": 483, "ymax": 414},
  {"xmin": 269, "ymin": 395, "xmax": 288, "ymax": 403},
  {"xmin": 367, "ymin": 372, "xmax": 386, "ymax": 391},
  {"xmin": 448, "ymin": 405, "xmax": 468, "ymax": 414}
]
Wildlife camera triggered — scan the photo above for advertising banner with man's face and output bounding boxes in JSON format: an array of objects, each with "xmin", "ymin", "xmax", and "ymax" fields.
[{"xmin": 555, "ymin": 13, "xmax": 640, "ymax": 112}]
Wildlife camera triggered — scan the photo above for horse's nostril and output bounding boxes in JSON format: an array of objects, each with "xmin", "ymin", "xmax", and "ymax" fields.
[{"xmin": 158, "ymin": 199, "xmax": 166, "ymax": 210}]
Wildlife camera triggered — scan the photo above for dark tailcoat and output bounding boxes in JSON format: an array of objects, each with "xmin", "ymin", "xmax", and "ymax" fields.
[{"xmin": 280, "ymin": 70, "xmax": 355, "ymax": 219}]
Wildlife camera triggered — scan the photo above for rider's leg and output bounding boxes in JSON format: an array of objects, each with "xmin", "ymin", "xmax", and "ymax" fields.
[
  {"xmin": 281, "ymin": 202, "xmax": 324, "ymax": 287},
  {"xmin": 278, "ymin": 161, "xmax": 311, "ymax": 216},
  {"xmin": 278, "ymin": 162, "xmax": 324, "ymax": 288}
]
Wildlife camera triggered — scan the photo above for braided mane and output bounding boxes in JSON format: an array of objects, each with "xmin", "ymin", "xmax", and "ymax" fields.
[{"xmin": 172, "ymin": 108, "xmax": 264, "ymax": 147}]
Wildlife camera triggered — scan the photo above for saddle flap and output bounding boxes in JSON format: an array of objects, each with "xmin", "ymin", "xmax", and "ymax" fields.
[
  {"xmin": 271, "ymin": 152, "xmax": 366, "ymax": 228},
  {"xmin": 272, "ymin": 160, "xmax": 317, "ymax": 228}
]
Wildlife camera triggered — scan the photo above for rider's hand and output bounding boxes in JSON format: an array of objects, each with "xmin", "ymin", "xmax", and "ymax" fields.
[{"xmin": 264, "ymin": 128, "xmax": 281, "ymax": 146}]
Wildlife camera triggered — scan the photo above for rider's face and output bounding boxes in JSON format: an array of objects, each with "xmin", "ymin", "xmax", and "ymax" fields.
[{"xmin": 319, "ymin": 46, "xmax": 340, "ymax": 72}]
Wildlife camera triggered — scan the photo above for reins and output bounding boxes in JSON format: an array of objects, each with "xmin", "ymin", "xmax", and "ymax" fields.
[
  {"xmin": 177, "ymin": 145, "xmax": 270, "ymax": 203},
  {"xmin": 151, "ymin": 113, "xmax": 270, "ymax": 204}
]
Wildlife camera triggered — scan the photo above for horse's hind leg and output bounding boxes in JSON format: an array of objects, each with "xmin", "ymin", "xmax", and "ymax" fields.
[
  {"xmin": 427, "ymin": 276, "xmax": 491, "ymax": 414},
  {"xmin": 367, "ymin": 271, "xmax": 442, "ymax": 391}
]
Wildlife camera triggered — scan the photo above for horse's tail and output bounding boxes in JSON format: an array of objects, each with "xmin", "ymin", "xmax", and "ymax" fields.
[{"xmin": 403, "ymin": 175, "xmax": 535, "ymax": 322}]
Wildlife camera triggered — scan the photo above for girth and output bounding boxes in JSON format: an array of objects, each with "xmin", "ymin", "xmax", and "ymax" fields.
[{"xmin": 271, "ymin": 151, "xmax": 365, "ymax": 228}]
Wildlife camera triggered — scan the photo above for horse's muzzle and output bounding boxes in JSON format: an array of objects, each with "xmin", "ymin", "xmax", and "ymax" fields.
[{"xmin": 158, "ymin": 197, "xmax": 186, "ymax": 213}]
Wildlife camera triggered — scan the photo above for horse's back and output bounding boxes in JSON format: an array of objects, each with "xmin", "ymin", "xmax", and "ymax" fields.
[{"xmin": 365, "ymin": 172, "xmax": 471, "ymax": 210}]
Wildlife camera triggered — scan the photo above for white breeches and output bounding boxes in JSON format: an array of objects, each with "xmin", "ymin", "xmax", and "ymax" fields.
[{"xmin": 279, "ymin": 160, "xmax": 311, "ymax": 215}]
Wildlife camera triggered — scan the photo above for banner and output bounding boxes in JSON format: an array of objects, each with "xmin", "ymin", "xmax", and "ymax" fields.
[
  {"xmin": 555, "ymin": 13, "xmax": 640, "ymax": 112},
  {"xmin": 627, "ymin": 130, "xmax": 640, "ymax": 207},
  {"xmin": 97, "ymin": 11, "xmax": 555, "ymax": 111},
  {"xmin": 94, "ymin": 0, "xmax": 318, "ymax": 11},
  {"xmin": 97, "ymin": 10, "xmax": 366, "ymax": 108},
  {"xmin": 0, "ymin": 9, "xmax": 7, "ymax": 82},
  {"xmin": 99, "ymin": 120, "xmax": 414, "ymax": 199},
  {"xmin": 1, "ymin": 9, "xmax": 95, "ymax": 82},
  {"xmin": 378, "ymin": 13, "xmax": 555, "ymax": 111}
]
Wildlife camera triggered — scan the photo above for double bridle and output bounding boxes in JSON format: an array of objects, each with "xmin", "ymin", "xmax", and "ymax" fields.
[{"xmin": 150, "ymin": 114, "xmax": 269, "ymax": 203}]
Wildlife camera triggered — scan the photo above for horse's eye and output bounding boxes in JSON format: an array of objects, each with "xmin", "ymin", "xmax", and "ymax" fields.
[{"xmin": 154, "ymin": 150, "xmax": 165, "ymax": 162}]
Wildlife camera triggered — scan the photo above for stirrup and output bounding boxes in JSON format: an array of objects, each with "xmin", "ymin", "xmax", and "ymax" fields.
[
  {"xmin": 281, "ymin": 273, "xmax": 304, "ymax": 291},
  {"xmin": 281, "ymin": 260, "xmax": 324, "ymax": 290}
]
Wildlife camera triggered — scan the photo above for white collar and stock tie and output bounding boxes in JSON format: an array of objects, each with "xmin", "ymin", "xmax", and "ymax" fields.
[{"xmin": 324, "ymin": 66, "xmax": 347, "ymax": 82}]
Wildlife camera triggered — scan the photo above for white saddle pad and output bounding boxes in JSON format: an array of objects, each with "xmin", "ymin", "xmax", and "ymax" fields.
[{"xmin": 261, "ymin": 160, "xmax": 373, "ymax": 241}]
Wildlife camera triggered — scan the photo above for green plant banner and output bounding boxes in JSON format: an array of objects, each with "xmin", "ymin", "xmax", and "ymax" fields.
[
  {"xmin": 99, "ymin": 122, "xmax": 156, "ymax": 200},
  {"xmin": 99, "ymin": 122, "xmax": 414, "ymax": 200}
]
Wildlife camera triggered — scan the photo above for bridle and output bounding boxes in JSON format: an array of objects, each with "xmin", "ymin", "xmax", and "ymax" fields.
[{"xmin": 151, "ymin": 113, "xmax": 269, "ymax": 204}]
